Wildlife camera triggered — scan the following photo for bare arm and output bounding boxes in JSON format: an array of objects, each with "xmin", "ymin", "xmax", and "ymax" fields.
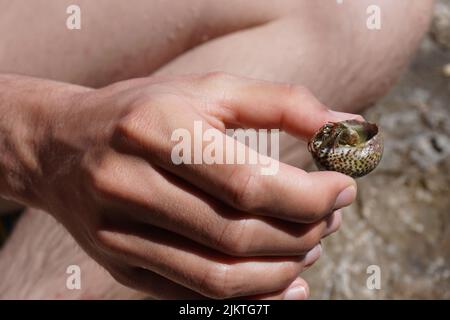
[
  {"xmin": 0, "ymin": 0, "xmax": 280, "ymax": 87},
  {"xmin": 0, "ymin": 75, "xmax": 88, "ymax": 204},
  {"xmin": 0, "ymin": 0, "xmax": 434, "ymax": 299},
  {"xmin": 0, "ymin": 0, "xmax": 433, "ymax": 102}
]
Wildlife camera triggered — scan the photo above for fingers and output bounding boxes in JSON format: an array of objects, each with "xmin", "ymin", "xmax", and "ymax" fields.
[
  {"xmin": 113, "ymin": 122, "xmax": 355, "ymax": 222},
  {"xmin": 192, "ymin": 72, "xmax": 364, "ymax": 139},
  {"xmin": 172, "ymin": 154, "xmax": 355, "ymax": 223},
  {"xmin": 111, "ymin": 267, "xmax": 310, "ymax": 300},
  {"xmin": 109, "ymin": 266, "xmax": 205, "ymax": 299},
  {"xmin": 111, "ymin": 78, "xmax": 357, "ymax": 223},
  {"xmin": 221, "ymin": 160, "xmax": 356, "ymax": 223},
  {"xmin": 94, "ymin": 224, "xmax": 313, "ymax": 299},
  {"xmin": 89, "ymin": 151, "xmax": 342, "ymax": 256}
]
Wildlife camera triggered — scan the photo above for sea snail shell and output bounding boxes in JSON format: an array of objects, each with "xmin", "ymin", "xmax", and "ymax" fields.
[{"xmin": 308, "ymin": 120, "xmax": 383, "ymax": 178}]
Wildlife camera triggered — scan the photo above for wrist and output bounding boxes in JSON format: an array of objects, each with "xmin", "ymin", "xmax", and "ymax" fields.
[{"xmin": 0, "ymin": 74, "xmax": 89, "ymax": 207}]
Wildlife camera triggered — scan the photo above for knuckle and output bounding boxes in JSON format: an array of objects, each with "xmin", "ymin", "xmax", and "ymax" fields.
[
  {"xmin": 199, "ymin": 261, "xmax": 300, "ymax": 299},
  {"xmin": 281, "ymin": 84, "xmax": 327, "ymax": 112},
  {"xmin": 227, "ymin": 168, "xmax": 261, "ymax": 211},
  {"xmin": 301, "ymin": 230, "xmax": 323, "ymax": 254},
  {"xmin": 109, "ymin": 267, "xmax": 137, "ymax": 289},
  {"xmin": 92, "ymin": 229, "xmax": 120, "ymax": 253},
  {"xmin": 86, "ymin": 163, "xmax": 119, "ymax": 200},
  {"xmin": 114, "ymin": 106, "xmax": 147, "ymax": 141},
  {"xmin": 115, "ymin": 114, "xmax": 137, "ymax": 140},
  {"xmin": 284, "ymin": 260, "xmax": 304, "ymax": 278},
  {"xmin": 199, "ymin": 263, "xmax": 240, "ymax": 299},
  {"xmin": 282, "ymin": 84, "xmax": 311, "ymax": 101},
  {"xmin": 113, "ymin": 98, "xmax": 176, "ymax": 155},
  {"xmin": 113, "ymin": 96, "xmax": 160, "ymax": 140},
  {"xmin": 217, "ymin": 220, "xmax": 252, "ymax": 256},
  {"xmin": 92, "ymin": 229, "xmax": 132, "ymax": 260},
  {"xmin": 88, "ymin": 170, "xmax": 111, "ymax": 197}
]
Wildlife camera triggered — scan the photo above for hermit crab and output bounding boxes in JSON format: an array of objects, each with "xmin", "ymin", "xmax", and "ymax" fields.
[{"xmin": 308, "ymin": 120, "xmax": 383, "ymax": 178}]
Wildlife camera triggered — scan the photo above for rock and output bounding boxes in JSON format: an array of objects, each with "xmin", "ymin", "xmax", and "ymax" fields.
[
  {"xmin": 443, "ymin": 63, "xmax": 450, "ymax": 77},
  {"xmin": 306, "ymin": 0, "xmax": 450, "ymax": 299},
  {"xmin": 431, "ymin": 0, "xmax": 450, "ymax": 49}
]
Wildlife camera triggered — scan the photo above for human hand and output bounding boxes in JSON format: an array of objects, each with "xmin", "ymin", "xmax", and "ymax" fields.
[{"xmin": 1, "ymin": 73, "xmax": 359, "ymax": 299}]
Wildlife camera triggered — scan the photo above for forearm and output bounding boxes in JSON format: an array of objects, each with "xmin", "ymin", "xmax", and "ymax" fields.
[{"xmin": 0, "ymin": 74, "xmax": 85, "ymax": 206}]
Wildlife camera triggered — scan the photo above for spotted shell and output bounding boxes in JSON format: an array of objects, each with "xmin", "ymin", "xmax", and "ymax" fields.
[{"xmin": 308, "ymin": 120, "xmax": 383, "ymax": 178}]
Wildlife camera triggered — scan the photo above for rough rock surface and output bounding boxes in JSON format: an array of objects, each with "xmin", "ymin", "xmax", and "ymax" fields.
[{"xmin": 305, "ymin": 0, "xmax": 450, "ymax": 299}]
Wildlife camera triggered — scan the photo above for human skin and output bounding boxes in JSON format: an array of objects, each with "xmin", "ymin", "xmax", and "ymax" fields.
[
  {"xmin": 0, "ymin": 0, "xmax": 433, "ymax": 299},
  {"xmin": 0, "ymin": 209, "xmax": 314, "ymax": 300},
  {"xmin": 0, "ymin": 209, "xmax": 142, "ymax": 299},
  {"xmin": 0, "ymin": 73, "xmax": 358, "ymax": 299}
]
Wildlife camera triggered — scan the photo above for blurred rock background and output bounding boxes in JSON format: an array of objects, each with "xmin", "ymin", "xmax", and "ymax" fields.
[{"xmin": 305, "ymin": 0, "xmax": 450, "ymax": 299}]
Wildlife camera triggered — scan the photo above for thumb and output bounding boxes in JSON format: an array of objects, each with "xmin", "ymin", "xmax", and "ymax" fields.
[{"xmin": 198, "ymin": 73, "xmax": 364, "ymax": 140}]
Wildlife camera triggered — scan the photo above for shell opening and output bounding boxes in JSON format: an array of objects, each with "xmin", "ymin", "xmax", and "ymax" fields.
[{"xmin": 362, "ymin": 122, "xmax": 379, "ymax": 141}]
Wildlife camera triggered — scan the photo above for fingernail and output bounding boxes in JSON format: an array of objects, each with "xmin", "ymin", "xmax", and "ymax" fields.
[
  {"xmin": 304, "ymin": 243, "xmax": 322, "ymax": 266},
  {"xmin": 324, "ymin": 210, "xmax": 342, "ymax": 234},
  {"xmin": 284, "ymin": 286, "xmax": 307, "ymax": 300},
  {"xmin": 334, "ymin": 185, "xmax": 356, "ymax": 209}
]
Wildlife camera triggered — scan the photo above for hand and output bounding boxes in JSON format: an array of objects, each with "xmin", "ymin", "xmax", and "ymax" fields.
[{"xmin": 2, "ymin": 73, "xmax": 358, "ymax": 299}]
